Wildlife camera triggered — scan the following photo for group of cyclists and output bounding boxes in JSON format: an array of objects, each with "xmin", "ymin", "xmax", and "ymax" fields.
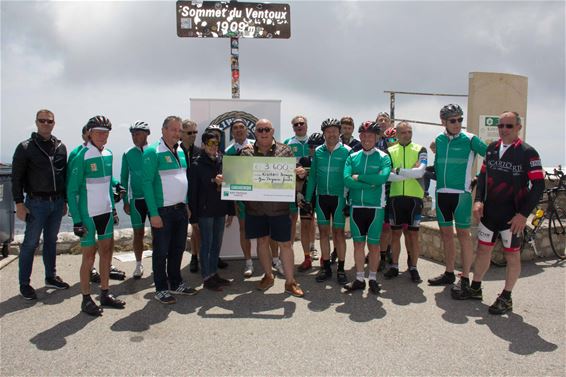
[{"xmin": 13, "ymin": 103, "xmax": 543, "ymax": 317}]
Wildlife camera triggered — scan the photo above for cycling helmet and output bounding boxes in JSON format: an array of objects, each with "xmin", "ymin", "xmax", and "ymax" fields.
[
  {"xmin": 440, "ymin": 104, "xmax": 463, "ymax": 120},
  {"xmin": 320, "ymin": 118, "xmax": 341, "ymax": 132},
  {"xmin": 129, "ymin": 120, "xmax": 150, "ymax": 134},
  {"xmin": 376, "ymin": 112, "xmax": 390, "ymax": 120},
  {"xmin": 307, "ymin": 132, "xmax": 324, "ymax": 147},
  {"xmin": 383, "ymin": 128, "xmax": 397, "ymax": 138},
  {"xmin": 358, "ymin": 121, "xmax": 380, "ymax": 134},
  {"xmin": 206, "ymin": 124, "xmax": 223, "ymax": 133},
  {"xmin": 230, "ymin": 118, "xmax": 246, "ymax": 128},
  {"xmin": 86, "ymin": 115, "xmax": 112, "ymax": 131}
]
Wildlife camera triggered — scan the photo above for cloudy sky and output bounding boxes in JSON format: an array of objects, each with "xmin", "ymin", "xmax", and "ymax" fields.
[{"xmin": 1, "ymin": 0, "xmax": 565, "ymax": 169}]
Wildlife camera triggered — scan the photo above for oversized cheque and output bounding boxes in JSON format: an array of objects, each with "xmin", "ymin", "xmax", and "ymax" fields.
[{"xmin": 222, "ymin": 156, "xmax": 296, "ymax": 202}]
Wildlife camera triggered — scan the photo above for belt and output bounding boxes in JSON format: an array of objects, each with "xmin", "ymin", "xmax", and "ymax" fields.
[
  {"xmin": 160, "ymin": 202, "xmax": 186, "ymax": 211},
  {"xmin": 28, "ymin": 193, "xmax": 64, "ymax": 201}
]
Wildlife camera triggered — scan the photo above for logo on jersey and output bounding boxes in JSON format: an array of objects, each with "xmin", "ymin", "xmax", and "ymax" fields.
[
  {"xmin": 90, "ymin": 163, "xmax": 97, "ymax": 172},
  {"xmin": 165, "ymin": 156, "xmax": 172, "ymax": 163},
  {"xmin": 529, "ymin": 158, "xmax": 542, "ymax": 168}
]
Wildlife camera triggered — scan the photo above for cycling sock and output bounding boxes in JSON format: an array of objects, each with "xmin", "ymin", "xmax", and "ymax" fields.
[
  {"xmin": 337, "ymin": 261, "xmax": 345, "ymax": 271},
  {"xmin": 356, "ymin": 272, "xmax": 365, "ymax": 282},
  {"xmin": 471, "ymin": 281, "xmax": 481, "ymax": 290},
  {"xmin": 501, "ymin": 289, "xmax": 512, "ymax": 300},
  {"xmin": 368, "ymin": 272, "xmax": 377, "ymax": 281}
]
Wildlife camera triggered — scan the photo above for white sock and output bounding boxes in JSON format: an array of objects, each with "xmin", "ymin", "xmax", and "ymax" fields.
[
  {"xmin": 368, "ymin": 272, "xmax": 377, "ymax": 281},
  {"xmin": 136, "ymin": 261, "xmax": 142, "ymax": 267},
  {"xmin": 356, "ymin": 272, "xmax": 365, "ymax": 282},
  {"xmin": 245, "ymin": 259, "xmax": 253, "ymax": 267},
  {"xmin": 273, "ymin": 257, "xmax": 280, "ymax": 264}
]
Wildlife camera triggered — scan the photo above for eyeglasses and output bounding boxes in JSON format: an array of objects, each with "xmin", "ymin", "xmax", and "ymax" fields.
[
  {"xmin": 448, "ymin": 117, "xmax": 464, "ymax": 124},
  {"xmin": 256, "ymin": 127, "xmax": 272, "ymax": 133},
  {"xmin": 37, "ymin": 119, "xmax": 54, "ymax": 124},
  {"xmin": 185, "ymin": 131, "xmax": 198, "ymax": 135},
  {"xmin": 293, "ymin": 122, "xmax": 305, "ymax": 128},
  {"xmin": 386, "ymin": 138, "xmax": 398, "ymax": 143},
  {"xmin": 205, "ymin": 140, "xmax": 219, "ymax": 147},
  {"xmin": 497, "ymin": 123, "xmax": 515, "ymax": 129}
]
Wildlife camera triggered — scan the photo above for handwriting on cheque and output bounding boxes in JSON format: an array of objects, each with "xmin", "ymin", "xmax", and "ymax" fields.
[{"xmin": 252, "ymin": 162, "xmax": 294, "ymax": 185}]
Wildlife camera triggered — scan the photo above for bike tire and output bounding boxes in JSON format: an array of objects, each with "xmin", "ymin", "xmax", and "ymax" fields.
[{"xmin": 548, "ymin": 206, "xmax": 566, "ymax": 259}]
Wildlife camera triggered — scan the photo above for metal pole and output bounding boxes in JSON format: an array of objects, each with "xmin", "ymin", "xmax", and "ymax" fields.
[
  {"xmin": 390, "ymin": 92, "xmax": 395, "ymax": 123},
  {"xmin": 231, "ymin": 37, "xmax": 240, "ymax": 99}
]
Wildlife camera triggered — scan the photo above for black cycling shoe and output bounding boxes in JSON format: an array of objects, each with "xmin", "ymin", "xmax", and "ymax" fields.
[
  {"xmin": 315, "ymin": 268, "xmax": 332, "ymax": 282},
  {"xmin": 217, "ymin": 258, "xmax": 228, "ymax": 269},
  {"xmin": 384, "ymin": 267, "xmax": 399, "ymax": 279},
  {"xmin": 427, "ymin": 272, "xmax": 456, "ymax": 286},
  {"xmin": 488, "ymin": 295, "xmax": 512, "ymax": 315},
  {"xmin": 100, "ymin": 293, "xmax": 126, "ymax": 309},
  {"xmin": 109, "ymin": 266, "xmax": 126, "ymax": 281},
  {"xmin": 409, "ymin": 269, "xmax": 422, "ymax": 283},
  {"xmin": 344, "ymin": 279, "xmax": 366, "ymax": 292},
  {"xmin": 82, "ymin": 297, "xmax": 103, "ymax": 317},
  {"xmin": 330, "ymin": 249, "xmax": 338, "ymax": 265},
  {"xmin": 336, "ymin": 270, "xmax": 348, "ymax": 285},
  {"xmin": 90, "ymin": 268, "xmax": 101, "ymax": 284},
  {"xmin": 212, "ymin": 274, "xmax": 232, "ymax": 286},
  {"xmin": 368, "ymin": 279, "xmax": 381, "ymax": 295}
]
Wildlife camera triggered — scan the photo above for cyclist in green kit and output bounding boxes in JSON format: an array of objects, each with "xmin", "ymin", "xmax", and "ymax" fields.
[
  {"xmin": 121, "ymin": 121, "xmax": 151, "ymax": 279},
  {"xmin": 428, "ymin": 104, "xmax": 487, "ymax": 287}
]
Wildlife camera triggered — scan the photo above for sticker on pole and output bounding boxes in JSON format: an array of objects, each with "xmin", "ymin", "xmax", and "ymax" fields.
[{"xmin": 177, "ymin": 1, "xmax": 291, "ymax": 39}]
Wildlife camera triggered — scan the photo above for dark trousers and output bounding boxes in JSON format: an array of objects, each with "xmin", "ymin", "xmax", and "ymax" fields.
[
  {"xmin": 151, "ymin": 204, "xmax": 188, "ymax": 291},
  {"xmin": 19, "ymin": 197, "xmax": 64, "ymax": 286}
]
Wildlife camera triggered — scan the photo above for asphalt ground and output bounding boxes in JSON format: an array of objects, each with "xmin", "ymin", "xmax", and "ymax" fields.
[{"xmin": 0, "ymin": 242, "xmax": 564, "ymax": 376}]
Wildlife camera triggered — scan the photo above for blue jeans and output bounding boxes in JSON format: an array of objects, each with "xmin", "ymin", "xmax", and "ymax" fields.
[
  {"xmin": 198, "ymin": 216, "xmax": 226, "ymax": 279},
  {"xmin": 19, "ymin": 197, "xmax": 64, "ymax": 286},
  {"xmin": 151, "ymin": 204, "xmax": 188, "ymax": 292}
]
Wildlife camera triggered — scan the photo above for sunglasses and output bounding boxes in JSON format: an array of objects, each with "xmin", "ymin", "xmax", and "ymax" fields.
[
  {"xmin": 185, "ymin": 131, "xmax": 198, "ymax": 135},
  {"xmin": 256, "ymin": 127, "xmax": 272, "ymax": 133},
  {"xmin": 293, "ymin": 122, "xmax": 305, "ymax": 128},
  {"xmin": 37, "ymin": 119, "xmax": 54, "ymax": 124},
  {"xmin": 448, "ymin": 117, "xmax": 464, "ymax": 124},
  {"xmin": 205, "ymin": 139, "xmax": 219, "ymax": 147},
  {"xmin": 497, "ymin": 123, "xmax": 515, "ymax": 129},
  {"xmin": 386, "ymin": 138, "xmax": 398, "ymax": 143}
]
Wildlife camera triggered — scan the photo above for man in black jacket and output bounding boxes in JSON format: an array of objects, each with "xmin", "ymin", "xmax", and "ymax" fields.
[{"xmin": 12, "ymin": 109, "xmax": 70, "ymax": 300}]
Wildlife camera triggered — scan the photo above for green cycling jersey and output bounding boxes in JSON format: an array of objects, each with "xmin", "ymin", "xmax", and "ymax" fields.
[
  {"xmin": 305, "ymin": 142, "xmax": 351, "ymax": 200},
  {"xmin": 344, "ymin": 148, "xmax": 391, "ymax": 208}
]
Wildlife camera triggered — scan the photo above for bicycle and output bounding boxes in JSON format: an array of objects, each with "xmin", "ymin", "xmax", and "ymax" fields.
[{"xmin": 491, "ymin": 167, "xmax": 566, "ymax": 267}]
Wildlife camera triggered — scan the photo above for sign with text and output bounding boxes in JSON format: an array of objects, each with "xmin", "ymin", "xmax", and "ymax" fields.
[
  {"xmin": 222, "ymin": 156, "xmax": 295, "ymax": 202},
  {"xmin": 177, "ymin": 1, "xmax": 291, "ymax": 38},
  {"xmin": 479, "ymin": 115, "xmax": 500, "ymax": 144}
]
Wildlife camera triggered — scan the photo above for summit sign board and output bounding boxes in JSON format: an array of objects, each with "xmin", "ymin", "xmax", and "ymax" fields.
[{"xmin": 176, "ymin": 1, "xmax": 291, "ymax": 39}]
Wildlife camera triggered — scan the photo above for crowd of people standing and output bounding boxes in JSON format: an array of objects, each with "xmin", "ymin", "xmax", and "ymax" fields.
[{"xmin": 11, "ymin": 104, "xmax": 544, "ymax": 317}]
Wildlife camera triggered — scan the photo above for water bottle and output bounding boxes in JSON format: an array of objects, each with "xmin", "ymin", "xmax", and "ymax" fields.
[{"xmin": 531, "ymin": 209, "xmax": 544, "ymax": 226}]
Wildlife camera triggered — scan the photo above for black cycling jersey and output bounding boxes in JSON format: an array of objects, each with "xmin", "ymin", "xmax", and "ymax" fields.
[{"xmin": 475, "ymin": 138, "xmax": 544, "ymax": 218}]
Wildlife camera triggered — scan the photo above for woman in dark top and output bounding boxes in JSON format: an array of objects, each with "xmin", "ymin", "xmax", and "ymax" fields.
[{"xmin": 189, "ymin": 132, "xmax": 235, "ymax": 291}]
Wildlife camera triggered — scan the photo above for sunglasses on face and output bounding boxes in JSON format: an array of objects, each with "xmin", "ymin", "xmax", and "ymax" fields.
[
  {"xmin": 37, "ymin": 119, "xmax": 54, "ymax": 124},
  {"xmin": 293, "ymin": 122, "xmax": 305, "ymax": 128},
  {"xmin": 205, "ymin": 140, "xmax": 219, "ymax": 147},
  {"xmin": 448, "ymin": 117, "xmax": 464, "ymax": 124},
  {"xmin": 256, "ymin": 127, "xmax": 272, "ymax": 133},
  {"xmin": 497, "ymin": 123, "xmax": 515, "ymax": 129},
  {"xmin": 185, "ymin": 131, "xmax": 198, "ymax": 135}
]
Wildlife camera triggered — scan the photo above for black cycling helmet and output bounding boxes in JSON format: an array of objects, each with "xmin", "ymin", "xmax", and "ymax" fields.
[
  {"xmin": 86, "ymin": 115, "xmax": 112, "ymax": 131},
  {"xmin": 440, "ymin": 104, "xmax": 464, "ymax": 120},
  {"xmin": 321, "ymin": 118, "xmax": 341, "ymax": 132},
  {"xmin": 307, "ymin": 132, "xmax": 324, "ymax": 147},
  {"xmin": 230, "ymin": 118, "xmax": 246, "ymax": 128},
  {"xmin": 129, "ymin": 120, "xmax": 150, "ymax": 134},
  {"xmin": 358, "ymin": 120, "xmax": 380, "ymax": 134}
]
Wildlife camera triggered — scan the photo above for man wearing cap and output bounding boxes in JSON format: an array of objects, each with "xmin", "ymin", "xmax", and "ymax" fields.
[
  {"xmin": 225, "ymin": 118, "xmax": 255, "ymax": 277},
  {"xmin": 12, "ymin": 109, "xmax": 70, "ymax": 300},
  {"xmin": 121, "ymin": 121, "xmax": 151, "ymax": 279},
  {"xmin": 67, "ymin": 115, "xmax": 126, "ymax": 316}
]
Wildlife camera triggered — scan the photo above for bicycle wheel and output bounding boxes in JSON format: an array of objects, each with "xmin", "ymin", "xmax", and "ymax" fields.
[{"xmin": 548, "ymin": 206, "xmax": 566, "ymax": 259}]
